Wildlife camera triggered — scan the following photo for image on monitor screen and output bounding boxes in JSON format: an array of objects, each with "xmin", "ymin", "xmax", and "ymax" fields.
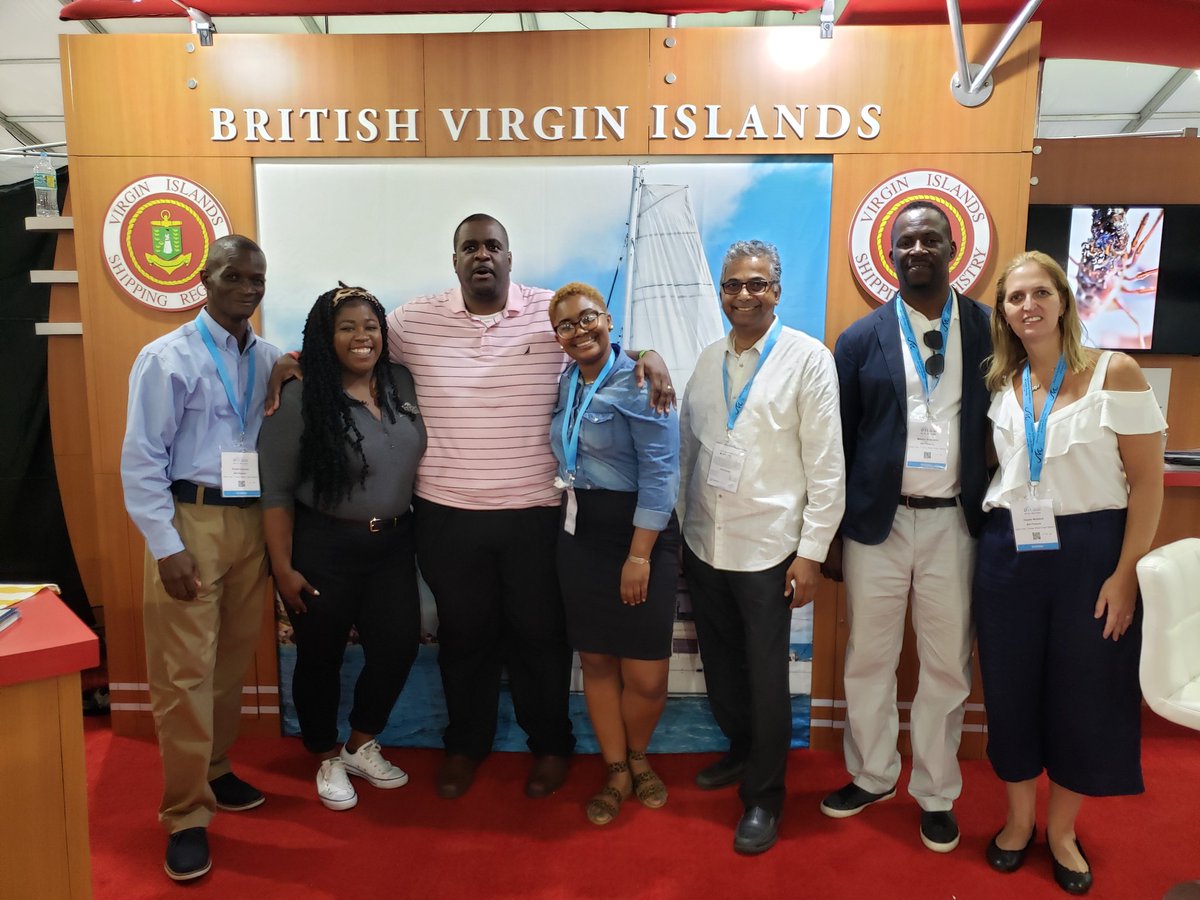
[{"xmin": 1065, "ymin": 206, "xmax": 1163, "ymax": 350}]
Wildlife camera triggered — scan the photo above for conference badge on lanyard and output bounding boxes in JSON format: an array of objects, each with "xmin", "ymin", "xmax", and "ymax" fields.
[
  {"xmin": 708, "ymin": 319, "xmax": 782, "ymax": 493},
  {"xmin": 196, "ymin": 316, "xmax": 261, "ymax": 498},
  {"xmin": 1013, "ymin": 356, "xmax": 1067, "ymax": 552},
  {"xmin": 898, "ymin": 292, "xmax": 953, "ymax": 470},
  {"xmin": 558, "ymin": 350, "xmax": 617, "ymax": 535},
  {"xmin": 220, "ymin": 450, "xmax": 261, "ymax": 498}
]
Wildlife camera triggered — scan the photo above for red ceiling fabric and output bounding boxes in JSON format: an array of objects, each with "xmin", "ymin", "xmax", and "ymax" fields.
[
  {"xmin": 59, "ymin": 0, "xmax": 1200, "ymax": 68},
  {"xmin": 59, "ymin": 0, "xmax": 816, "ymax": 15}
]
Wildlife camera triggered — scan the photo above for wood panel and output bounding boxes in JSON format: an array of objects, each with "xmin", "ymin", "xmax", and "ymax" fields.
[
  {"xmin": 60, "ymin": 27, "xmax": 1039, "ymax": 161},
  {"xmin": 647, "ymin": 24, "xmax": 1039, "ymax": 156},
  {"xmin": 61, "ymin": 35, "xmax": 426, "ymax": 159},
  {"xmin": 1031, "ymin": 137, "xmax": 1200, "ymax": 205},
  {"xmin": 0, "ymin": 674, "xmax": 91, "ymax": 900},
  {"xmin": 423, "ymin": 30, "xmax": 650, "ymax": 157},
  {"xmin": 825, "ymin": 151, "xmax": 1033, "ymax": 345}
]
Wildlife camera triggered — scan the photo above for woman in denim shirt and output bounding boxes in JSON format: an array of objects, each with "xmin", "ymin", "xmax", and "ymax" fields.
[{"xmin": 548, "ymin": 282, "xmax": 681, "ymax": 826}]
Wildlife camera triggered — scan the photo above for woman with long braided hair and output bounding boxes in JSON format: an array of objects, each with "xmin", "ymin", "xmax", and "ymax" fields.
[{"xmin": 260, "ymin": 284, "xmax": 426, "ymax": 811}]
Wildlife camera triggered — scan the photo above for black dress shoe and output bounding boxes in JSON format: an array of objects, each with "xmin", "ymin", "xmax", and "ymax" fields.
[
  {"xmin": 164, "ymin": 827, "xmax": 210, "ymax": 882},
  {"xmin": 209, "ymin": 772, "xmax": 264, "ymax": 811},
  {"xmin": 694, "ymin": 755, "xmax": 746, "ymax": 790},
  {"xmin": 525, "ymin": 754, "xmax": 570, "ymax": 798},
  {"xmin": 1052, "ymin": 838, "xmax": 1093, "ymax": 895},
  {"xmin": 436, "ymin": 754, "xmax": 479, "ymax": 799},
  {"xmin": 986, "ymin": 826, "xmax": 1037, "ymax": 873},
  {"xmin": 733, "ymin": 807, "xmax": 779, "ymax": 855}
]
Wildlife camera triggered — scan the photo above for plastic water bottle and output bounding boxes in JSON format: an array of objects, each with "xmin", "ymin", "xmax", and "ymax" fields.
[{"xmin": 33, "ymin": 152, "xmax": 58, "ymax": 217}]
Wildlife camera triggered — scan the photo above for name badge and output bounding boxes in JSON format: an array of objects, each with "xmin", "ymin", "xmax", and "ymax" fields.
[
  {"xmin": 905, "ymin": 413, "xmax": 950, "ymax": 470},
  {"xmin": 563, "ymin": 487, "xmax": 579, "ymax": 536},
  {"xmin": 1014, "ymin": 498, "xmax": 1059, "ymax": 552},
  {"xmin": 707, "ymin": 440, "xmax": 747, "ymax": 492},
  {"xmin": 220, "ymin": 450, "xmax": 261, "ymax": 498}
]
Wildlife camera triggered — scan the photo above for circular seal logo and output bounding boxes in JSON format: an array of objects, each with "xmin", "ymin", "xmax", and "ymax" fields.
[
  {"xmin": 102, "ymin": 175, "xmax": 231, "ymax": 311},
  {"xmin": 848, "ymin": 169, "xmax": 993, "ymax": 304}
]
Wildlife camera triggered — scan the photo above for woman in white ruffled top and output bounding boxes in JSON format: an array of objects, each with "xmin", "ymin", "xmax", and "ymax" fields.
[{"xmin": 972, "ymin": 251, "xmax": 1164, "ymax": 896}]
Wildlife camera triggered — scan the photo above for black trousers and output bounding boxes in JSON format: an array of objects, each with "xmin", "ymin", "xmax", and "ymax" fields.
[
  {"xmin": 973, "ymin": 507, "xmax": 1143, "ymax": 796},
  {"xmin": 683, "ymin": 543, "xmax": 793, "ymax": 817},
  {"xmin": 285, "ymin": 505, "xmax": 421, "ymax": 754},
  {"xmin": 414, "ymin": 498, "xmax": 575, "ymax": 759}
]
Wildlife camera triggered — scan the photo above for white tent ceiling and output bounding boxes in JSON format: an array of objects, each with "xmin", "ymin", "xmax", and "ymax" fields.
[{"xmin": 1, "ymin": 0, "xmax": 1198, "ymax": 185}]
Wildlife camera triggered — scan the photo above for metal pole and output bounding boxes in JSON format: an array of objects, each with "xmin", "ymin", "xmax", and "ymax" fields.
[
  {"xmin": 621, "ymin": 166, "xmax": 645, "ymax": 346},
  {"xmin": 969, "ymin": 0, "xmax": 1043, "ymax": 94},
  {"xmin": 945, "ymin": 0, "xmax": 971, "ymax": 92}
]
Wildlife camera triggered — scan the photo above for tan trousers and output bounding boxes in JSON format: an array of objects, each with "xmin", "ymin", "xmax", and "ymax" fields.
[{"xmin": 142, "ymin": 500, "xmax": 267, "ymax": 834}]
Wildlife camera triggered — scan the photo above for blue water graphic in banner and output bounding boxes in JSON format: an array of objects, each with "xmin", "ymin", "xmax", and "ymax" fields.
[{"xmin": 279, "ymin": 644, "xmax": 812, "ymax": 752}]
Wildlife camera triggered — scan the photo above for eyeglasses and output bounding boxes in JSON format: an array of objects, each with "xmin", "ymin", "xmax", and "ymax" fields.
[
  {"xmin": 923, "ymin": 329, "xmax": 945, "ymax": 378},
  {"xmin": 720, "ymin": 279, "xmax": 778, "ymax": 296},
  {"xmin": 554, "ymin": 309, "xmax": 605, "ymax": 337}
]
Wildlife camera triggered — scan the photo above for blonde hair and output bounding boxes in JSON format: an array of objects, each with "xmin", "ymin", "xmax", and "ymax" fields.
[
  {"xmin": 984, "ymin": 250, "xmax": 1092, "ymax": 391},
  {"xmin": 549, "ymin": 281, "xmax": 607, "ymax": 321}
]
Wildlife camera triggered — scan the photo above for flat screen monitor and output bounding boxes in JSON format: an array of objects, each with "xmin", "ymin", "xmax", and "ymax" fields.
[{"xmin": 1026, "ymin": 204, "xmax": 1200, "ymax": 355}]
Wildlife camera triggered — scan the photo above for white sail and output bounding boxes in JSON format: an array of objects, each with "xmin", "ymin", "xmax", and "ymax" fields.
[{"xmin": 622, "ymin": 172, "xmax": 726, "ymax": 393}]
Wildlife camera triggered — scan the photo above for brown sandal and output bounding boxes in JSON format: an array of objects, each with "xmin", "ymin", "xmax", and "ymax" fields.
[
  {"xmin": 586, "ymin": 760, "xmax": 630, "ymax": 826},
  {"xmin": 628, "ymin": 748, "xmax": 668, "ymax": 809}
]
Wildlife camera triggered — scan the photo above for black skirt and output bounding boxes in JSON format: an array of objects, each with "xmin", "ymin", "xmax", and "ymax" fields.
[{"xmin": 557, "ymin": 489, "xmax": 680, "ymax": 660}]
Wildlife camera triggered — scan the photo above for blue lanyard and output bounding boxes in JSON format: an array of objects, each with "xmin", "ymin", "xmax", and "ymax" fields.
[
  {"xmin": 561, "ymin": 348, "xmax": 617, "ymax": 478},
  {"xmin": 895, "ymin": 289, "xmax": 953, "ymax": 400},
  {"xmin": 196, "ymin": 316, "xmax": 256, "ymax": 438},
  {"xmin": 1022, "ymin": 355, "xmax": 1067, "ymax": 486},
  {"xmin": 722, "ymin": 317, "xmax": 783, "ymax": 432}
]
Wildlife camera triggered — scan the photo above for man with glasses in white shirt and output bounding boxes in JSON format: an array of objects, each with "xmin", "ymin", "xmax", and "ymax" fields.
[{"xmin": 678, "ymin": 239, "xmax": 845, "ymax": 855}]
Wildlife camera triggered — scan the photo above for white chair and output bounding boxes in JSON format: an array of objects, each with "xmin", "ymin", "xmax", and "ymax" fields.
[{"xmin": 1137, "ymin": 537, "xmax": 1200, "ymax": 731}]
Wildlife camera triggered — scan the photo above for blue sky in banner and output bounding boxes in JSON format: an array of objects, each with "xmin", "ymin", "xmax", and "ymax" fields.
[{"xmin": 255, "ymin": 157, "xmax": 833, "ymax": 366}]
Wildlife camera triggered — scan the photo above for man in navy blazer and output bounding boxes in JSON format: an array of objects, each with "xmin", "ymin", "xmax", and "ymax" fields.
[{"xmin": 819, "ymin": 201, "xmax": 992, "ymax": 854}]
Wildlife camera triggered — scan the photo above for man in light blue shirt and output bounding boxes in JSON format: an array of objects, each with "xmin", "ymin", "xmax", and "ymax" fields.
[{"xmin": 121, "ymin": 234, "xmax": 280, "ymax": 883}]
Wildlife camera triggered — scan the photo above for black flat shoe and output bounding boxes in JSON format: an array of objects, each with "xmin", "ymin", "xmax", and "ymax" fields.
[
  {"xmin": 1052, "ymin": 838, "xmax": 1093, "ymax": 895},
  {"xmin": 986, "ymin": 825, "xmax": 1036, "ymax": 873}
]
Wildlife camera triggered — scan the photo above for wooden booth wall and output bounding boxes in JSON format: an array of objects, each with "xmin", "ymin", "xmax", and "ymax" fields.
[
  {"xmin": 51, "ymin": 24, "xmax": 1041, "ymax": 748},
  {"xmin": 1031, "ymin": 137, "xmax": 1200, "ymax": 552}
]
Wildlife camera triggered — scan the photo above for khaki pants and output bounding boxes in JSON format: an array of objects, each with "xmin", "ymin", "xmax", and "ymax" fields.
[{"xmin": 142, "ymin": 500, "xmax": 267, "ymax": 834}]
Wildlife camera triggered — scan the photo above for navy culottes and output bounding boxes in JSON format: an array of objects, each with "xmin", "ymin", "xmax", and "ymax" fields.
[{"xmin": 972, "ymin": 507, "xmax": 1144, "ymax": 797}]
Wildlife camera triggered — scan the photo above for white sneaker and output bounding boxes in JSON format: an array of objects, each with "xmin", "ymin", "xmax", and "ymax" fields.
[
  {"xmin": 340, "ymin": 740, "xmax": 409, "ymax": 789},
  {"xmin": 316, "ymin": 758, "xmax": 358, "ymax": 811}
]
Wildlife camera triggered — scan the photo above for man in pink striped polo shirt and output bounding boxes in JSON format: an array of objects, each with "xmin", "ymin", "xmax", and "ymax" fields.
[{"xmin": 389, "ymin": 214, "xmax": 574, "ymax": 799}]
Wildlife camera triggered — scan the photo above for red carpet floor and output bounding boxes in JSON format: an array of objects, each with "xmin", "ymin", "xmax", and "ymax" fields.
[{"xmin": 86, "ymin": 713, "xmax": 1200, "ymax": 899}]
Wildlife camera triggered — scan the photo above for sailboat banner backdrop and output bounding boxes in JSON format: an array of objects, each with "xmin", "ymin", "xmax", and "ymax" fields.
[{"xmin": 257, "ymin": 156, "xmax": 834, "ymax": 752}]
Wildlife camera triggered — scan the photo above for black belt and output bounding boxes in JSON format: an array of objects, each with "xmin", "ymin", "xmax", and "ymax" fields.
[
  {"xmin": 298, "ymin": 503, "xmax": 408, "ymax": 533},
  {"xmin": 171, "ymin": 481, "xmax": 259, "ymax": 508},
  {"xmin": 899, "ymin": 494, "xmax": 958, "ymax": 510}
]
